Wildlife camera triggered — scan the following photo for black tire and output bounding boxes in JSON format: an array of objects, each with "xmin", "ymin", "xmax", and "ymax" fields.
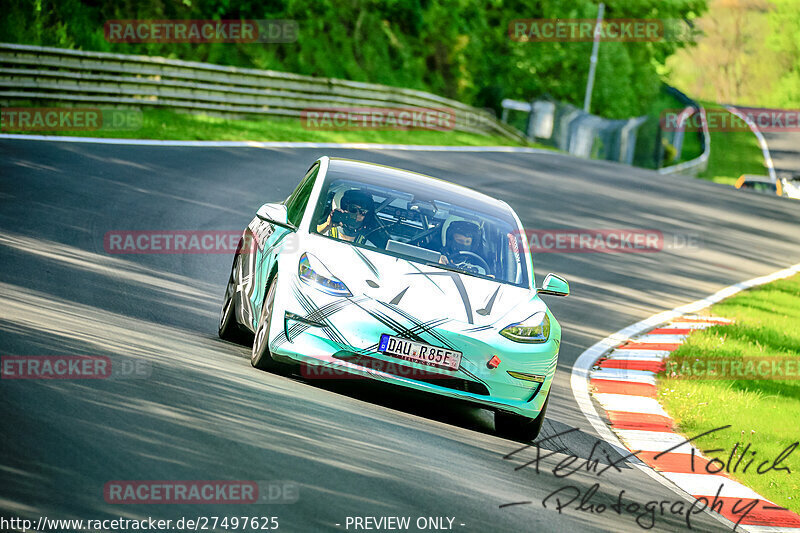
[
  {"xmin": 219, "ymin": 253, "xmax": 245, "ymax": 343},
  {"xmin": 495, "ymin": 395, "xmax": 549, "ymax": 442},
  {"xmin": 251, "ymin": 274, "xmax": 279, "ymax": 370}
]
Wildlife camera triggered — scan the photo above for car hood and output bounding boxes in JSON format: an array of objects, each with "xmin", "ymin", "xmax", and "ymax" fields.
[{"xmin": 303, "ymin": 235, "xmax": 540, "ymax": 328}]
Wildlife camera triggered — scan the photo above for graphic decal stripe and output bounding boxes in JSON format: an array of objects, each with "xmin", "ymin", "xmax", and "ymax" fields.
[
  {"xmin": 406, "ymin": 261, "xmax": 445, "ymax": 294},
  {"xmin": 448, "ymin": 273, "xmax": 474, "ymax": 325},
  {"xmin": 376, "ymin": 301, "xmax": 455, "ymax": 349},
  {"xmin": 407, "ymin": 270, "xmax": 474, "ymax": 324},
  {"xmin": 352, "ymin": 247, "xmax": 380, "ymax": 280},
  {"xmin": 464, "ymin": 325, "xmax": 493, "ymax": 332},
  {"xmin": 389, "ymin": 286, "xmax": 409, "ymax": 305},
  {"xmin": 369, "ymin": 303, "xmax": 487, "ymax": 384},
  {"xmin": 274, "ymin": 282, "xmax": 357, "ymax": 347},
  {"xmin": 291, "ymin": 287, "xmax": 352, "ymax": 347},
  {"xmin": 456, "ymin": 366, "xmax": 489, "ymax": 387},
  {"xmin": 364, "ymin": 307, "xmax": 429, "ymax": 345},
  {"xmin": 354, "ymin": 303, "xmax": 457, "ymax": 356},
  {"xmin": 273, "ymin": 284, "xmax": 317, "ymax": 347},
  {"xmin": 477, "ymin": 286, "xmax": 501, "ymax": 316},
  {"xmin": 279, "ymin": 282, "xmax": 491, "ymax": 389}
]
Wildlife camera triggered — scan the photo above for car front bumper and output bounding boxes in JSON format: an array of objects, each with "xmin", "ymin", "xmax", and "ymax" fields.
[{"xmin": 267, "ymin": 277, "xmax": 560, "ymax": 419}]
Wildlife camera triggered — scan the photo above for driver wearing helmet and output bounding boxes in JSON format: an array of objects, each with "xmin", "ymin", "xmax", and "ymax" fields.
[
  {"xmin": 440, "ymin": 220, "xmax": 487, "ymax": 273},
  {"xmin": 316, "ymin": 189, "xmax": 388, "ymax": 248}
]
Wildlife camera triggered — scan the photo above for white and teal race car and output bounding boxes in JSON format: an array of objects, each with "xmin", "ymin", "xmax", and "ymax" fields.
[{"xmin": 218, "ymin": 157, "xmax": 568, "ymax": 440}]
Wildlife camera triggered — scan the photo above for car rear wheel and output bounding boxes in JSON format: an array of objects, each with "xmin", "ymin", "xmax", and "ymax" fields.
[
  {"xmin": 495, "ymin": 396, "xmax": 548, "ymax": 442},
  {"xmin": 219, "ymin": 253, "xmax": 245, "ymax": 343},
  {"xmin": 251, "ymin": 274, "xmax": 279, "ymax": 370}
]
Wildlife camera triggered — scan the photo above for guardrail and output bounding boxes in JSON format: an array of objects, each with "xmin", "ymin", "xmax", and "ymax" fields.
[
  {"xmin": 500, "ymin": 86, "xmax": 712, "ymax": 173},
  {"xmin": 0, "ymin": 43, "xmax": 524, "ymax": 141},
  {"xmin": 725, "ymin": 105, "xmax": 776, "ymax": 183},
  {"xmin": 657, "ymin": 86, "xmax": 709, "ymax": 177},
  {"xmin": 500, "ymin": 98, "xmax": 647, "ymax": 165}
]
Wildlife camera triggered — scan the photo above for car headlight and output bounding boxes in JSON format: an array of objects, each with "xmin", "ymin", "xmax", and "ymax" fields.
[
  {"xmin": 500, "ymin": 311, "xmax": 550, "ymax": 343},
  {"xmin": 298, "ymin": 253, "xmax": 352, "ymax": 297}
]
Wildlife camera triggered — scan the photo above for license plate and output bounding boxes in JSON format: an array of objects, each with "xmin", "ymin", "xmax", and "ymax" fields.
[{"xmin": 378, "ymin": 334, "xmax": 462, "ymax": 371}]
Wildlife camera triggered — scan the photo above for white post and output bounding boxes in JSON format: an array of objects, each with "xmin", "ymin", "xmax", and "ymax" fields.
[{"xmin": 583, "ymin": 3, "xmax": 605, "ymax": 113}]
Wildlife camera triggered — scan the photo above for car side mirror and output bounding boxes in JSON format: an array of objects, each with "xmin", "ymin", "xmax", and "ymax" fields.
[
  {"xmin": 538, "ymin": 273, "xmax": 569, "ymax": 297},
  {"xmin": 256, "ymin": 203, "xmax": 296, "ymax": 231}
]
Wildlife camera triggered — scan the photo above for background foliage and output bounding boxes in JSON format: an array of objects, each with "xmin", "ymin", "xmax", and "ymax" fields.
[
  {"xmin": 666, "ymin": 0, "xmax": 800, "ymax": 109},
  {"xmin": 2, "ymin": 0, "xmax": 707, "ymax": 119}
]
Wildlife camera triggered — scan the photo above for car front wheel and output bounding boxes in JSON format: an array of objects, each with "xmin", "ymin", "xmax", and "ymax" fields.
[
  {"xmin": 251, "ymin": 274, "xmax": 279, "ymax": 370},
  {"xmin": 219, "ymin": 253, "xmax": 245, "ymax": 343},
  {"xmin": 495, "ymin": 395, "xmax": 548, "ymax": 442}
]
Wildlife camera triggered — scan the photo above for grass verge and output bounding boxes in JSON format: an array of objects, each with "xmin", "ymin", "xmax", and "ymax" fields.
[
  {"xmin": 1, "ymin": 107, "xmax": 547, "ymax": 148},
  {"xmin": 658, "ymin": 273, "xmax": 800, "ymax": 513},
  {"xmin": 697, "ymin": 102, "xmax": 768, "ymax": 186}
]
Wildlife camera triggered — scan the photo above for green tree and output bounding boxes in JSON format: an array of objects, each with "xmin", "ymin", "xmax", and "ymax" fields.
[{"xmin": 1, "ymin": 0, "xmax": 706, "ymax": 118}]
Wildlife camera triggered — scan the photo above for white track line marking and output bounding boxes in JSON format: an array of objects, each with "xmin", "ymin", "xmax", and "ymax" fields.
[
  {"xmin": 0, "ymin": 134, "xmax": 564, "ymax": 153},
  {"xmin": 614, "ymin": 429, "xmax": 698, "ymax": 454},
  {"xmin": 592, "ymin": 394, "xmax": 670, "ymax": 416},
  {"xmin": 571, "ymin": 262, "xmax": 800, "ymax": 532},
  {"xmin": 590, "ymin": 368, "xmax": 657, "ymax": 384},
  {"xmin": 604, "ymin": 350, "xmax": 669, "ymax": 361},
  {"xmin": 661, "ymin": 472, "xmax": 768, "ymax": 501},
  {"xmin": 678, "ymin": 315, "xmax": 733, "ymax": 323},
  {"xmin": 629, "ymin": 334, "xmax": 687, "ymax": 344},
  {"xmin": 743, "ymin": 527, "xmax": 800, "ymax": 532},
  {"xmin": 659, "ymin": 322, "xmax": 719, "ymax": 330}
]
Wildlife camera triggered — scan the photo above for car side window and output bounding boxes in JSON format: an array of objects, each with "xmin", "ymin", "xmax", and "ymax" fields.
[{"xmin": 285, "ymin": 164, "xmax": 319, "ymax": 227}]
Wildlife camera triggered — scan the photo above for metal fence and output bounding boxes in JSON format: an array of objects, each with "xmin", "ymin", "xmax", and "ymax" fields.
[
  {"xmin": 501, "ymin": 98, "xmax": 647, "ymax": 165},
  {"xmin": 0, "ymin": 42, "xmax": 524, "ymax": 141},
  {"xmin": 656, "ymin": 86, "xmax": 710, "ymax": 176},
  {"xmin": 501, "ymin": 87, "xmax": 711, "ymax": 173}
]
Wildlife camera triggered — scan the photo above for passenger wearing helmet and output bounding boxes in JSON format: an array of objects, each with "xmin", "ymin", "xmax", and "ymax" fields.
[{"xmin": 316, "ymin": 189, "xmax": 388, "ymax": 248}]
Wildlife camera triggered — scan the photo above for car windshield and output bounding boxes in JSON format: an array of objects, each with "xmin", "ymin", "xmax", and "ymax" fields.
[{"xmin": 311, "ymin": 159, "xmax": 529, "ymax": 287}]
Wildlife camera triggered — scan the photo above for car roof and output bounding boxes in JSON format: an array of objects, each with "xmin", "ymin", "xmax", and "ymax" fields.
[{"xmin": 326, "ymin": 157, "xmax": 510, "ymax": 211}]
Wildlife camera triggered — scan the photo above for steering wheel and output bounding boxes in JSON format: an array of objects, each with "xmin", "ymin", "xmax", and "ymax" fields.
[{"xmin": 452, "ymin": 251, "xmax": 490, "ymax": 274}]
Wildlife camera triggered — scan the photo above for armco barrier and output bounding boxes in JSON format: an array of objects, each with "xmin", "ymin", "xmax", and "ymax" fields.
[
  {"xmin": 0, "ymin": 43, "xmax": 524, "ymax": 141},
  {"xmin": 501, "ymin": 98, "xmax": 647, "ymax": 165},
  {"xmin": 657, "ymin": 86, "xmax": 710, "ymax": 177},
  {"xmin": 501, "ymin": 86, "xmax": 711, "ymax": 173}
]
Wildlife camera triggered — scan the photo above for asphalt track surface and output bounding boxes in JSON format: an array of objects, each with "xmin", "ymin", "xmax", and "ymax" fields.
[
  {"xmin": 2, "ymin": 139, "xmax": 800, "ymax": 533},
  {"xmin": 763, "ymin": 131, "xmax": 800, "ymax": 176}
]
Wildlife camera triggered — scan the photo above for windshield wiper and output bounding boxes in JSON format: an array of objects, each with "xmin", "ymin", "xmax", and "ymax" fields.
[
  {"xmin": 423, "ymin": 260, "xmax": 501, "ymax": 284},
  {"xmin": 424, "ymin": 260, "xmax": 474, "ymax": 276}
]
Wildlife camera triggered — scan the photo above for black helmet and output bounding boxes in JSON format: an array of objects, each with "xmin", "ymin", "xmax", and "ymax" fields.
[
  {"xmin": 339, "ymin": 189, "xmax": 374, "ymax": 232},
  {"xmin": 341, "ymin": 189, "xmax": 374, "ymax": 212},
  {"xmin": 445, "ymin": 220, "xmax": 481, "ymax": 254}
]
